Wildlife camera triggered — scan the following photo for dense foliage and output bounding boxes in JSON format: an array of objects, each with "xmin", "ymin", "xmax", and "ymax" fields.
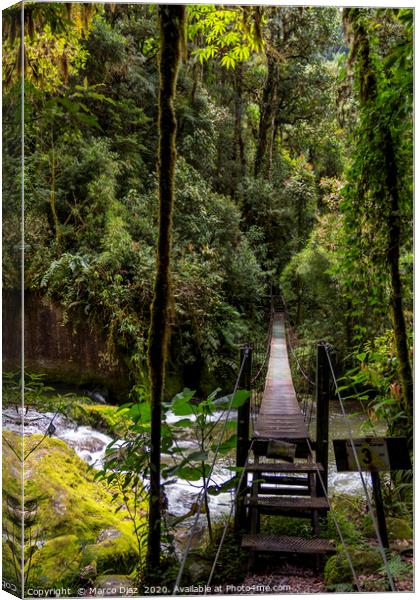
[
  {"xmin": 3, "ymin": 5, "xmax": 339, "ymax": 391},
  {"xmin": 3, "ymin": 2, "xmax": 412, "ymax": 432}
]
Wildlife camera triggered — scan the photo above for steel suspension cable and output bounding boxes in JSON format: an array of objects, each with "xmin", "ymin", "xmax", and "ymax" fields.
[
  {"xmin": 281, "ymin": 298, "xmax": 316, "ymax": 388},
  {"xmin": 304, "ymin": 439, "xmax": 362, "ymax": 592},
  {"xmin": 285, "ymin": 328, "xmax": 316, "ymax": 387},
  {"xmin": 251, "ymin": 310, "xmax": 274, "ymax": 386},
  {"xmin": 323, "ymin": 344, "xmax": 395, "ymax": 591},
  {"xmin": 172, "ymin": 348, "xmax": 250, "ymax": 593},
  {"xmin": 204, "ymin": 441, "xmax": 255, "ymax": 592},
  {"xmin": 249, "ymin": 310, "xmax": 274, "ymax": 432}
]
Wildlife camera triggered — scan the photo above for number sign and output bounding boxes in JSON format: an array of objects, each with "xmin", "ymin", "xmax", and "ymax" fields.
[{"xmin": 333, "ymin": 437, "xmax": 411, "ymax": 472}]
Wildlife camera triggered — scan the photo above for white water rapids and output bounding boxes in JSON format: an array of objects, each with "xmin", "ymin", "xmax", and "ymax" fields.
[
  {"xmin": 3, "ymin": 401, "xmax": 380, "ymax": 522},
  {"xmin": 2, "ymin": 407, "xmax": 235, "ymax": 520}
]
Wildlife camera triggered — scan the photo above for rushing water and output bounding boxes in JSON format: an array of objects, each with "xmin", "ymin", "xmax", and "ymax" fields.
[
  {"xmin": 315, "ymin": 399, "xmax": 387, "ymax": 495},
  {"xmin": 2, "ymin": 398, "xmax": 386, "ymax": 524}
]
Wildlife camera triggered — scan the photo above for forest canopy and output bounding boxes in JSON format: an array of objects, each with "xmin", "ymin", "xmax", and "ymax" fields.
[{"xmin": 3, "ymin": 2, "xmax": 412, "ymax": 424}]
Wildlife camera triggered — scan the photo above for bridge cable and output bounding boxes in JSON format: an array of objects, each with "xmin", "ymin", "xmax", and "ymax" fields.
[
  {"xmin": 280, "ymin": 296, "xmax": 316, "ymax": 388},
  {"xmin": 204, "ymin": 440, "xmax": 255, "ymax": 592},
  {"xmin": 279, "ymin": 302, "xmax": 361, "ymax": 588},
  {"xmin": 322, "ymin": 343, "xmax": 395, "ymax": 591},
  {"xmin": 172, "ymin": 348, "xmax": 250, "ymax": 594},
  {"xmin": 280, "ymin": 294, "xmax": 393, "ymax": 588},
  {"xmin": 204, "ymin": 310, "xmax": 274, "ymax": 586},
  {"xmin": 250, "ymin": 309, "xmax": 274, "ymax": 431},
  {"xmin": 251, "ymin": 309, "xmax": 274, "ymax": 386},
  {"xmin": 286, "ymin": 329, "xmax": 316, "ymax": 387},
  {"xmin": 205, "ymin": 309, "xmax": 272, "ymax": 590},
  {"xmin": 304, "ymin": 439, "xmax": 362, "ymax": 592}
]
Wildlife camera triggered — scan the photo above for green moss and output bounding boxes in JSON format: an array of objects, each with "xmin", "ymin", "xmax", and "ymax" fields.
[
  {"xmin": 68, "ymin": 401, "xmax": 132, "ymax": 437},
  {"xmin": 29, "ymin": 535, "xmax": 82, "ymax": 589},
  {"xmin": 387, "ymin": 517, "xmax": 413, "ymax": 540},
  {"xmin": 362, "ymin": 515, "xmax": 413, "ymax": 541},
  {"xmin": 84, "ymin": 528, "xmax": 138, "ymax": 573},
  {"xmin": 324, "ymin": 545, "xmax": 383, "ymax": 586},
  {"xmin": 3, "ymin": 432, "xmax": 145, "ymax": 591}
]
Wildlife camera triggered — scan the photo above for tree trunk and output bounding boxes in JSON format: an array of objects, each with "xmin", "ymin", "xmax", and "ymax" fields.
[
  {"xmin": 49, "ymin": 141, "xmax": 62, "ymax": 254},
  {"xmin": 267, "ymin": 117, "xmax": 278, "ymax": 182},
  {"xmin": 254, "ymin": 55, "xmax": 278, "ymax": 178},
  {"xmin": 347, "ymin": 9, "xmax": 413, "ymax": 434},
  {"xmin": 383, "ymin": 128, "xmax": 413, "ymax": 429},
  {"xmin": 146, "ymin": 4, "xmax": 185, "ymax": 574},
  {"xmin": 233, "ymin": 62, "xmax": 246, "ymax": 175}
]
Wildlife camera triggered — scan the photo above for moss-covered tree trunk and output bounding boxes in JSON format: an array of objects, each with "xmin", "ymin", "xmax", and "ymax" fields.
[
  {"xmin": 233, "ymin": 62, "xmax": 246, "ymax": 175},
  {"xmin": 346, "ymin": 9, "xmax": 413, "ymax": 432},
  {"xmin": 383, "ymin": 128, "xmax": 413, "ymax": 427},
  {"xmin": 254, "ymin": 54, "xmax": 278, "ymax": 178},
  {"xmin": 146, "ymin": 4, "xmax": 185, "ymax": 574}
]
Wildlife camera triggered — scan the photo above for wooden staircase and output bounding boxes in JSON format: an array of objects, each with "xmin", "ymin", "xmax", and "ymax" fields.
[{"xmin": 241, "ymin": 454, "xmax": 335, "ymax": 567}]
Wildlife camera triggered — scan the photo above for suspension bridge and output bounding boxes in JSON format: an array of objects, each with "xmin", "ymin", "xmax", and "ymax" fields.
[
  {"xmin": 173, "ymin": 296, "xmax": 399, "ymax": 594},
  {"xmin": 241, "ymin": 310, "xmax": 333, "ymax": 562}
]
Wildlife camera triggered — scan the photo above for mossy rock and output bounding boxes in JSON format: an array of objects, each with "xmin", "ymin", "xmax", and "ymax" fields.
[
  {"xmin": 68, "ymin": 402, "xmax": 132, "ymax": 437},
  {"xmin": 28, "ymin": 535, "xmax": 82, "ymax": 589},
  {"xmin": 387, "ymin": 517, "xmax": 413, "ymax": 540},
  {"xmin": 324, "ymin": 545, "xmax": 383, "ymax": 586},
  {"xmin": 362, "ymin": 515, "xmax": 413, "ymax": 541},
  {"xmin": 2, "ymin": 432, "xmax": 145, "ymax": 591},
  {"xmin": 84, "ymin": 528, "xmax": 138, "ymax": 573}
]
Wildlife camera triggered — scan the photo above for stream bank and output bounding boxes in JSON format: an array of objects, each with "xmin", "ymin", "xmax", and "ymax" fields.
[{"xmin": 2, "ymin": 393, "xmax": 413, "ymax": 595}]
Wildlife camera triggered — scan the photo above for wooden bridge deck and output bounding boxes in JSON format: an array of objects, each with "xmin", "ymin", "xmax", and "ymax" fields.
[
  {"xmin": 253, "ymin": 312, "xmax": 309, "ymax": 442},
  {"xmin": 242, "ymin": 312, "xmax": 333, "ymax": 564}
]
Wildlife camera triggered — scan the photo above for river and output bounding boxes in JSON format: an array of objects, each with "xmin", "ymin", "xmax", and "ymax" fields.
[{"xmin": 3, "ymin": 397, "xmax": 386, "ymax": 525}]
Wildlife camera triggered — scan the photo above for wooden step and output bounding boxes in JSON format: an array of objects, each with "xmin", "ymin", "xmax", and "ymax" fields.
[
  {"xmin": 241, "ymin": 534, "xmax": 335, "ymax": 555},
  {"xmin": 247, "ymin": 462, "xmax": 324, "ymax": 474},
  {"xmin": 247, "ymin": 496, "xmax": 329, "ymax": 512},
  {"xmin": 257, "ymin": 475, "xmax": 309, "ymax": 486},
  {"xmin": 259, "ymin": 486, "xmax": 310, "ymax": 496}
]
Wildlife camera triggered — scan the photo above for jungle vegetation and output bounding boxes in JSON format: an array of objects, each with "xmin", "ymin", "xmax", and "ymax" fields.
[{"xmin": 2, "ymin": 2, "xmax": 413, "ymax": 587}]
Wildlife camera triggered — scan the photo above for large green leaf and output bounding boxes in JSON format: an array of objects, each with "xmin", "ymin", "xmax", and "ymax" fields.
[
  {"xmin": 163, "ymin": 450, "xmax": 208, "ymax": 478},
  {"xmin": 208, "ymin": 475, "xmax": 239, "ymax": 495},
  {"xmin": 126, "ymin": 402, "xmax": 151, "ymax": 424},
  {"xmin": 171, "ymin": 418, "xmax": 194, "ymax": 428},
  {"xmin": 214, "ymin": 389, "xmax": 250, "ymax": 410},
  {"xmin": 171, "ymin": 388, "xmax": 196, "ymax": 415},
  {"xmin": 211, "ymin": 433, "xmax": 237, "ymax": 454}
]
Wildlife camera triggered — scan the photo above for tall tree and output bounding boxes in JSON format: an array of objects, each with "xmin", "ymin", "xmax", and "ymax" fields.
[
  {"xmin": 343, "ymin": 8, "xmax": 413, "ymax": 432},
  {"xmin": 254, "ymin": 52, "xmax": 278, "ymax": 178},
  {"xmin": 146, "ymin": 5, "xmax": 186, "ymax": 573}
]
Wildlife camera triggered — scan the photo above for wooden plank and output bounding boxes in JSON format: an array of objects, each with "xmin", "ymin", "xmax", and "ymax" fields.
[
  {"xmin": 258, "ymin": 486, "xmax": 311, "ymax": 496},
  {"xmin": 253, "ymin": 313, "xmax": 309, "ymax": 442}
]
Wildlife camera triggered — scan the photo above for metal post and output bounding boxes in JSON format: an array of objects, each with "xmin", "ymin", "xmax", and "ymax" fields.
[
  {"xmin": 316, "ymin": 343, "xmax": 329, "ymax": 497},
  {"xmin": 235, "ymin": 345, "xmax": 252, "ymax": 533},
  {"xmin": 371, "ymin": 471, "xmax": 389, "ymax": 549}
]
